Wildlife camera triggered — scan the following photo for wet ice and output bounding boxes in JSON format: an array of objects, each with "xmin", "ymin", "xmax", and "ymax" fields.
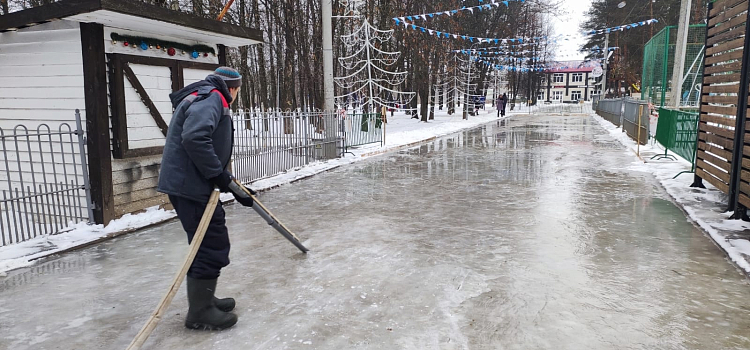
[{"xmin": 1, "ymin": 115, "xmax": 750, "ymax": 349}]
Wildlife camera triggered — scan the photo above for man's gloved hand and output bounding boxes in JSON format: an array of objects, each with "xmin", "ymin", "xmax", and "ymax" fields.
[
  {"xmin": 210, "ymin": 171, "xmax": 234, "ymax": 193},
  {"xmin": 228, "ymin": 180, "xmax": 254, "ymax": 207},
  {"xmin": 244, "ymin": 186, "xmax": 258, "ymax": 196}
]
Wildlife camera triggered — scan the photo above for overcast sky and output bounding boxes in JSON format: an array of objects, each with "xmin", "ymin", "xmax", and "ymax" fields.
[{"xmin": 550, "ymin": 0, "xmax": 594, "ymax": 60}]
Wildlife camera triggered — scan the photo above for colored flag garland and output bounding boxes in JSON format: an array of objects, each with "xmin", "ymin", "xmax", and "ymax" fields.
[{"xmin": 392, "ymin": 0, "xmax": 525, "ymax": 24}]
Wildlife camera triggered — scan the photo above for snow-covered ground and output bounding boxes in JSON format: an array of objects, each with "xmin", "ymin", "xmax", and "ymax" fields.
[
  {"xmin": 591, "ymin": 113, "xmax": 750, "ymax": 275},
  {"xmin": 0, "ymin": 104, "xmax": 522, "ymax": 274}
]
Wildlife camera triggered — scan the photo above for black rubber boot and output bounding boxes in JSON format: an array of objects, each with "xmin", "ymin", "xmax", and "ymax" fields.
[
  {"xmin": 213, "ymin": 296, "xmax": 235, "ymax": 312},
  {"xmin": 185, "ymin": 277, "xmax": 238, "ymax": 330}
]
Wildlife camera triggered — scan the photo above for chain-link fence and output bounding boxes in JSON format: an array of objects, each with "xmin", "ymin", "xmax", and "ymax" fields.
[{"xmin": 641, "ymin": 24, "xmax": 706, "ymax": 107}]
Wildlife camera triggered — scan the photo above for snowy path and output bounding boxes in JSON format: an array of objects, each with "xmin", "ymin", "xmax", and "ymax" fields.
[{"xmin": 2, "ymin": 114, "xmax": 750, "ymax": 349}]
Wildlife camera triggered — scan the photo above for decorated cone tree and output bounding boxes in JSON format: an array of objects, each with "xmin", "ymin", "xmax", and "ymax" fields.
[{"xmin": 335, "ymin": 19, "xmax": 415, "ymax": 115}]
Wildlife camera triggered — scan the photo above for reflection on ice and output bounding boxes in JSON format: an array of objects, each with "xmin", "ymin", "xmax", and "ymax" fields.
[{"xmin": 1, "ymin": 115, "xmax": 750, "ymax": 350}]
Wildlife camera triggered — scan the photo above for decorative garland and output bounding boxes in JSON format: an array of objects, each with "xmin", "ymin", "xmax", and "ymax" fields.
[
  {"xmin": 393, "ymin": 0, "xmax": 524, "ymax": 23},
  {"xmin": 395, "ymin": 20, "xmax": 543, "ymax": 44},
  {"xmin": 473, "ymin": 57, "xmax": 602, "ymax": 72},
  {"xmin": 110, "ymin": 33, "xmax": 216, "ymax": 58},
  {"xmin": 586, "ymin": 19, "xmax": 658, "ymax": 35},
  {"xmin": 395, "ymin": 18, "xmax": 658, "ymax": 45}
]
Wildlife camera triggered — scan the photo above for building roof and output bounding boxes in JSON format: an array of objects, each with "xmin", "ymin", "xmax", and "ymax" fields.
[
  {"xmin": 545, "ymin": 60, "xmax": 601, "ymax": 73},
  {"xmin": 0, "ymin": 0, "xmax": 263, "ymax": 47}
]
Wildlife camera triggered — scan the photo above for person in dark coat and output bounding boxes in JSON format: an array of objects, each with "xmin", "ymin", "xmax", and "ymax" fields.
[
  {"xmin": 499, "ymin": 93, "xmax": 508, "ymax": 117},
  {"xmin": 157, "ymin": 66, "xmax": 255, "ymax": 331}
]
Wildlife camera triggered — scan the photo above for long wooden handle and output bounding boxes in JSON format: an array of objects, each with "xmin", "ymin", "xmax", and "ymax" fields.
[
  {"xmin": 234, "ymin": 182, "xmax": 303, "ymax": 243},
  {"xmin": 126, "ymin": 191, "xmax": 221, "ymax": 350}
]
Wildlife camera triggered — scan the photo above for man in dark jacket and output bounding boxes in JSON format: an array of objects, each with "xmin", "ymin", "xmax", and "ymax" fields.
[
  {"xmin": 499, "ymin": 93, "xmax": 508, "ymax": 117},
  {"xmin": 157, "ymin": 67, "xmax": 255, "ymax": 331}
]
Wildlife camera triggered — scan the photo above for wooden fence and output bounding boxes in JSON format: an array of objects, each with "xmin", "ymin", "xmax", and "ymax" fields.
[{"xmin": 694, "ymin": 0, "xmax": 750, "ymax": 217}]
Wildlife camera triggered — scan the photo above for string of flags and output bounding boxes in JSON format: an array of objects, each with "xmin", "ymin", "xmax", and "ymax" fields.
[
  {"xmin": 585, "ymin": 19, "xmax": 658, "ymax": 35},
  {"xmin": 477, "ymin": 60, "xmax": 547, "ymax": 72},
  {"xmin": 471, "ymin": 42, "xmax": 538, "ymax": 49},
  {"xmin": 395, "ymin": 19, "xmax": 543, "ymax": 44},
  {"xmin": 480, "ymin": 59, "xmax": 605, "ymax": 72},
  {"xmin": 588, "ymin": 46, "xmax": 619, "ymax": 52},
  {"xmin": 454, "ymin": 49, "xmax": 534, "ymax": 55},
  {"xmin": 393, "ymin": 0, "xmax": 524, "ymax": 23},
  {"xmin": 394, "ymin": 16, "xmax": 658, "ymax": 45}
]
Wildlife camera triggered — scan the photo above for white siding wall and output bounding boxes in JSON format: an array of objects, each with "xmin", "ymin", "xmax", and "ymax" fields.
[
  {"xmin": 0, "ymin": 21, "xmax": 89, "ymax": 235},
  {"xmin": 184, "ymin": 68, "xmax": 214, "ymax": 85},
  {"xmin": 0, "ymin": 21, "xmax": 85, "ymax": 129}
]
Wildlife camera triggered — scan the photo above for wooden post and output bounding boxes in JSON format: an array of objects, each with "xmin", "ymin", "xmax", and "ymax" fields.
[
  {"xmin": 637, "ymin": 104, "xmax": 643, "ymax": 156},
  {"xmin": 80, "ymin": 22, "xmax": 115, "ymax": 225},
  {"xmin": 728, "ymin": 4, "xmax": 750, "ymax": 217},
  {"xmin": 218, "ymin": 44, "xmax": 227, "ymax": 66}
]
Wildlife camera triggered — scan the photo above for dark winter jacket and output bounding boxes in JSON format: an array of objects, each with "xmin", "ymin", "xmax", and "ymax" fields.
[{"xmin": 157, "ymin": 75, "xmax": 234, "ymax": 203}]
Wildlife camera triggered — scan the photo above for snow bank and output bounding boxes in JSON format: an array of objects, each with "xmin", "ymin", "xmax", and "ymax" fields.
[
  {"xmin": 0, "ymin": 206, "xmax": 175, "ymax": 275},
  {"xmin": 0, "ymin": 105, "xmax": 517, "ymax": 274},
  {"xmin": 590, "ymin": 113, "xmax": 750, "ymax": 275}
]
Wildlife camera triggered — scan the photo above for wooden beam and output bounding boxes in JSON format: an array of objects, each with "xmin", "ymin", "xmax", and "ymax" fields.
[
  {"xmin": 1, "ymin": 0, "xmax": 264, "ymax": 43},
  {"xmin": 218, "ymin": 44, "xmax": 227, "ymax": 66},
  {"xmin": 80, "ymin": 22, "xmax": 114, "ymax": 225},
  {"xmin": 107, "ymin": 54, "xmax": 128, "ymax": 158},
  {"xmin": 122, "ymin": 62, "xmax": 169, "ymax": 136}
]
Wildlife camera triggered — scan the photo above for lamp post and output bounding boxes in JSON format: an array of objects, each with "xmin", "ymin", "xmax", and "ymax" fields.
[
  {"xmin": 602, "ymin": 32, "xmax": 609, "ymax": 97},
  {"xmin": 276, "ymin": 67, "xmax": 282, "ymax": 111}
]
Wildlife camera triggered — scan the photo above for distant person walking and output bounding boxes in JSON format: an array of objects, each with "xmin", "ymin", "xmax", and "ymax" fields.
[{"xmin": 499, "ymin": 93, "xmax": 507, "ymax": 117}]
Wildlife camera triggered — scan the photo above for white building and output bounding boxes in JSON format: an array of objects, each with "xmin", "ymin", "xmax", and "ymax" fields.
[
  {"xmin": 538, "ymin": 61, "xmax": 602, "ymax": 103},
  {"xmin": 0, "ymin": 0, "xmax": 262, "ymax": 224}
]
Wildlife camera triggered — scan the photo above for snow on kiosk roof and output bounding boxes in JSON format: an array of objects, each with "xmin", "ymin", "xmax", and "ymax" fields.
[{"xmin": 0, "ymin": 0, "xmax": 263, "ymax": 47}]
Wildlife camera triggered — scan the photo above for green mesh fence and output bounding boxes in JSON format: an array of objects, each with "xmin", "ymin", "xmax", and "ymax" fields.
[
  {"xmin": 641, "ymin": 25, "xmax": 706, "ymax": 107},
  {"xmin": 654, "ymin": 107, "xmax": 700, "ymax": 174}
]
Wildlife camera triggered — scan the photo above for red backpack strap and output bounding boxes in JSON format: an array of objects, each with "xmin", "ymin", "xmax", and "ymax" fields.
[
  {"xmin": 209, "ymin": 89, "xmax": 229, "ymax": 108},
  {"xmin": 184, "ymin": 90, "xmax": 229, "ymax": 109}
]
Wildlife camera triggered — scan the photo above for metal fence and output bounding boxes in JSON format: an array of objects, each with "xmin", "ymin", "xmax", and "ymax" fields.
[
  {"xmin": 592, "ymin": 94, "xmax": 601, "ymax": 110},
  {"xmin": 343, "ymin": 113, "xmax": 384, "ymax": 148},
  {"xmin": 533, "ymin": 102, "xmax": 593, "ymax": 115},
  {"xmin": 641, "ymin": 24, "xmax": 706, "ymax": 107},
  {"xmin": 231, "ymin": 110, "xmax": 341, "ymax": 184},
  {"xmin": 622, "ymin": 99, "xmax": 650, "ymax": 145},
  {"xmin": 595, "ymin": 98, "xmax": 651, "ymax": 145},
  {"xmin": 596, "ymin": 98, "xmax": 624, "ymax": 126},
  {"xmin": 653, "ymin": 108, "xmax": 700, "ymax": 176},
  {"xmin": 0, "ymin": 110, "xmax": 92, "ymax": 246}
]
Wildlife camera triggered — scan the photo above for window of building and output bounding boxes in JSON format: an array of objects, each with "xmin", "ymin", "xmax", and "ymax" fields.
[
  {"xmin": 571, "ymin": 91, "xmax": 582, "ymax": 101},
  {"xmin": 538, "ymin": 92, "xmax": 545, "ymax": 100},
  {"xmin": 553, "ymin": 73, "xmax": 564, "ymax": 83},
  {"xmin": 553, "ymin": 91, "xmax": 564, "ymax": 100},
  {"xmin": 571, "ymin": 73, "xmax": 583, "ymax": 83}
]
